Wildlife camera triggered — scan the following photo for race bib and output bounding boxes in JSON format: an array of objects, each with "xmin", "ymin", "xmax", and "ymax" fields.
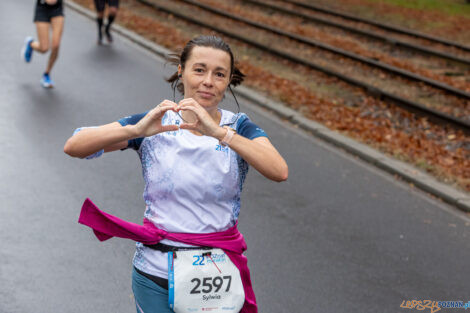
[{"xmin": 168, "ymin": 248, "xmax": 245, "ymax": 313}]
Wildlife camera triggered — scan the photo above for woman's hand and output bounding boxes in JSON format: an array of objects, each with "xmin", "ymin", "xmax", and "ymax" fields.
[
  {"xmin": 133, "ymin": 100, "xmax": 179, "ymax": 137},
  {"xmin": 177, "ymin": 98, "xmax": 225, "ymax": 139},
  {"xmin": 177, "ymin": 98, "xmax": 288, "ymax": 182}
]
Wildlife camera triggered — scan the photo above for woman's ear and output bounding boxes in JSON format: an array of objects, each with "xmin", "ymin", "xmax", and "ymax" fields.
[{"xmin": 177, "ymin": 64, "xmax": 182, "ymax": 78}]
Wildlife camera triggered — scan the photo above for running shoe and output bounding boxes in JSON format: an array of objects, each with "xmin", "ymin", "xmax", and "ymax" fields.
[
  {"xmin": 40, "ymin": 73, "xmax": 54, "ymax": 88},
  {"xmin": 21, "ymin": 36, "xmax": 34, "ymax": 63}
]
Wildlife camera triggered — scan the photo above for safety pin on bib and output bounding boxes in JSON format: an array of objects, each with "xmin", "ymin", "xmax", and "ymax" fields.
[{"xmin": 203, "ymin": 252, "xmax": 222, "ymax": 274}]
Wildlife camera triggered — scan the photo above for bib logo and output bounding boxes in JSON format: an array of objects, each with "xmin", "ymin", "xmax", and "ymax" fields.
[
  {"xmin": 192, "ymin": 253, "xmax": 227, "ymax": 266},
  {"xmin": 206, "ymin": 253, "xmax": 227, "ymax": 264}
]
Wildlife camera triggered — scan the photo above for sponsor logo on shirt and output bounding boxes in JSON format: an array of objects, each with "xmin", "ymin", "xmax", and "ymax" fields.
[{"xmin": 215, "ymin": 144, "xmax": 229, "ymax": 153}]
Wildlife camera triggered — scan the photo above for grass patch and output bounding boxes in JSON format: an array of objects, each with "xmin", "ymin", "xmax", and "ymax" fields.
[{"xmin": 364, "ymin": 0, "xmax": 470, "ymax": 17}]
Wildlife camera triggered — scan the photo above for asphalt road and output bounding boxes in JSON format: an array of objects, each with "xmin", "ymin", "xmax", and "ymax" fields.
[{"xmin": 1, "ymin": 1, "xmax": 469, "ymax": 312}]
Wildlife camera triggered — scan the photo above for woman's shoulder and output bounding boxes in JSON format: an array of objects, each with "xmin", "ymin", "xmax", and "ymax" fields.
[
  {"xmin": 220, "ymin": 109, "xmax": 268, "ymax": 139},
  {"xmin": 220, "ymin": 109, "xmax": 247, "ymax": 126}
]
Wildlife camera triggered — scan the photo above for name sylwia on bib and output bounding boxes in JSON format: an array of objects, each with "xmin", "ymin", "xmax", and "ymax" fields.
[{"xmin": 168, "ymin": 248, "xmax": 245, "ymax": 312}]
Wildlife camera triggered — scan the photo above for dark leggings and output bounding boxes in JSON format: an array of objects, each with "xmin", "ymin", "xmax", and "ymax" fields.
[{"xmin": 93, "ymin": 0, "xmax": 119, "ymax": 12}]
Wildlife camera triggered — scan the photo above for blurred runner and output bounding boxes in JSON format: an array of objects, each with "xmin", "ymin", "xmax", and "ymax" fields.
[
  {"xmin": 21, "ymin": 0, "xmax": 65, "ymax": 88},
  {"xmin": 94, "ymin": 0, "xmax": 119, "ymax": 44}
]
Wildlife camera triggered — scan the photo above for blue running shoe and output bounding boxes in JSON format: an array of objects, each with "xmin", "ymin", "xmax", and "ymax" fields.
[
  {"xmin": 40, "ymin": 73, "xmax": 54, "ymax": 88},
  {"xmin": 21, "ymin": 36, "xmax": 34, "ymax": 63}
]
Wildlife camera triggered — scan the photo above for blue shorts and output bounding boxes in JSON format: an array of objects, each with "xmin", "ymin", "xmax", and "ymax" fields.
[{"xmin": 132, "ymin": 267, "xmax": 174, "ymax": 313}]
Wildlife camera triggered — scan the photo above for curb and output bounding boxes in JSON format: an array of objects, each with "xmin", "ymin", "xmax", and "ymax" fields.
[{"xmin": 64, "ymin": 0, "xmax": 470, "ymax": 212}]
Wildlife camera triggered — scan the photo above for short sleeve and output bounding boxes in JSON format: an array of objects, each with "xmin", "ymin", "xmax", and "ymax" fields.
[
  {"xmin": 235, "ymin": 114, "xmax": 268, "ymax": 140},
  {"xmin": 118, "ymin": 112, "xmax": 148, "ymax": 150}
]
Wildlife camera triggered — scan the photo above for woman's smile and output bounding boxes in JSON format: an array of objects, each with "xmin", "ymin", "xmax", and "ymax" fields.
[{"xmin": 197, "ymin": 90, "xmax": 215, "ymax": 99}]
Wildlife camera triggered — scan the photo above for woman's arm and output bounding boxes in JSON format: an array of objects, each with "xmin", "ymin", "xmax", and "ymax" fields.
[
  {"xmin": 64, "ymin": 101, "xmax": 179, "ymax": 158},
  {"xmin": 219, "ymin": 133, "xmax": 288, "ymax": 182},
  {"xmin": 63, "ymin": 122, "xmax": 136, "ymax": 158}
]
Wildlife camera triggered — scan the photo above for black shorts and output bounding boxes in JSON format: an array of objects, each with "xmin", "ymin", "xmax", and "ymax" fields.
[
  {"xmin": 94, "ymin": 0, "xmax": 119, "ymax": 12},
  {"xmin": 34, "ymin": 3, "xmax": 64, "ymax": 22}
]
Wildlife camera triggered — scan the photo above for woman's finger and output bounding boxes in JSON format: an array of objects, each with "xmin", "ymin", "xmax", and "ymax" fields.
[
  {"xmin": 158, "ymin": 105, "xmax": 178, "ymax": 113},
  {"xmin": 160, "ymin": 99, "xmax": 177, "ymax": 107},
  {"xmin": 159, "ymin": 125, "xmax": 180, "ymax": 132},
  {"xmin": 179, "ymin": 122, "xmax": 198, "ymax": 130},
  {"xmin": 177, "ymin": 105, "xmax": 198, "ymax": 113},
  {"xmin": 177, "ymin": 105, "xmax": 202, "ymax": 121},
  {"xmin": 177, "ymin": 98, "xmax": 201, "ymax": 110}
]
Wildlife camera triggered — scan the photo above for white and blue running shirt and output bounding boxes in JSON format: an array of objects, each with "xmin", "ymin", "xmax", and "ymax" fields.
[{"xmin": 117, "ymin": 109, "xmax": 267, "ymax": 278}]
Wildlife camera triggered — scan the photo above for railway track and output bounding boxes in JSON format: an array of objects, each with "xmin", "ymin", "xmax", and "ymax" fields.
[
  {"xmin": 180, "ymin": 0, "xmax": 470, "ymax": 100},
  {"xmin": 135, "ymin": 0, "xmax": 470, "ymax": 132},
  {"xmin": 278, "ymin": 0, "xmax": 470, "ymax": 53},
  {"xmin": 245, "ymin": 0, "xmax": 470, "ymax": 66}
]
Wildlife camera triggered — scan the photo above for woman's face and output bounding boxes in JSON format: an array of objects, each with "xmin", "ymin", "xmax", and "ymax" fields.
[{"xmin": 179, "ymin": 46, "xmax": 231, "ymax": 110}]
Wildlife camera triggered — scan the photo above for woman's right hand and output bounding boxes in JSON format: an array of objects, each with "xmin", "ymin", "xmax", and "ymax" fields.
[{"xmin": 133, "ymin": 100, "xmax": 179, "ymax": 137}]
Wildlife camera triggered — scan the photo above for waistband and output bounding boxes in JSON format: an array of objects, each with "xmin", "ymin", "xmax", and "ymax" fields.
[{"xmin": 144, "ymin": 242, "xmax": 212, "ymax": 253}]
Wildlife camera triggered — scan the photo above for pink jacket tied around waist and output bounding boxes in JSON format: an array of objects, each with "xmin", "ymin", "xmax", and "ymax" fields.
[{"xmin": 78, "ymin": 198, "xmax": 257, "ymax": 313}]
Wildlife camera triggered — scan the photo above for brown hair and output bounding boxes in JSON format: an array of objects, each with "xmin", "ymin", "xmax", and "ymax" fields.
[{"xmin": 166, "ymin": 35, "xmax": 245, "ymax": 95}]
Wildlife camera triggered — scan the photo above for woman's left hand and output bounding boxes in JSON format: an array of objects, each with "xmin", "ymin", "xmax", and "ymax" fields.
[{"xmin": 177, "ymin": 98, "xmax": 225, "ymax": 139}]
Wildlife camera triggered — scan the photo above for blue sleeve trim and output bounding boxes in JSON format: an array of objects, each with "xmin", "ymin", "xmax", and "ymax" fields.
[
  {"xmin": 117, "ymin": 112, "xmax": 148, "ymax": 150},
  {"xmin": 235, "ymin": 114, "xmax": 268, "ymax": 140}
]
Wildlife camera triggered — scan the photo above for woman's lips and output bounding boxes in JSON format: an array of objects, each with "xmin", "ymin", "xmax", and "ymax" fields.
[{"xmin": 197, "ymin": 91, "xmax": 215, "ymax": 99}]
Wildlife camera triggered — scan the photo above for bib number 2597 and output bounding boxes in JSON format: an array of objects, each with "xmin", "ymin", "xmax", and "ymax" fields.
[
  {"xmin": 190, "ymin": 275, "xmax": 232, "ymax": 294},
  {"xmin": 168, "ymin": 248, "xmax": 245, "ymax": 313}
]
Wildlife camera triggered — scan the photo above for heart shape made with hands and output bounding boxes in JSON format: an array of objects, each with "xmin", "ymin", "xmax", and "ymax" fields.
[
  {"xmin": 175, "ymin": 109, "xmax": 198, "ymax": 124},
  {"xmin": 174, "ymin": 99, "xmax": 201, "ymax": 124}
]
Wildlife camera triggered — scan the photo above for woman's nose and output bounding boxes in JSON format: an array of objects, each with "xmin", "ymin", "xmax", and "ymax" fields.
[{"xmin": 202, "ymin": 73, "xmax": 214, "ymax": 86}]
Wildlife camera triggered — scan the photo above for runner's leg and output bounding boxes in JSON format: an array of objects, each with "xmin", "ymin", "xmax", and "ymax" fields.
[
  {"xmin": 31, "ymin": 22, "xmax": 50, "ymax": 54},
  {"xmin": 22, "ymin": 22, "xmax": 49, "ymax": 63},
  {"xmin": 105, "ymin": 1, "xmax": 119, "ymax": 43},
  {"xmin": 45, "ymin": 15, "xmax": 64, "ymax": 74},
  {"xmin": 132, "ymin": 268, "xmax": 173, "ymax": 313},
  {"xmin": 94, "ymin": 0, "xmax": 105, "ymax": 44}
]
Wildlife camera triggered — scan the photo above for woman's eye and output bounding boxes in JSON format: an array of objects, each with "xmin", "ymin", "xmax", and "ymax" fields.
[
  {"xmin": 216, "ymin": 72, "xmax": 225, "ymax": 78},
  {"xmin": 195, "ymin": 68, "xmax": 204, "ymax": 73}
]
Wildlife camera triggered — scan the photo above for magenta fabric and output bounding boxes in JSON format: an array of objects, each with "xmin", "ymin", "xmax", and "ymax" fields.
[{"xmin": 78, "ymin": 198, "xmax": 257, "ymax": 313}]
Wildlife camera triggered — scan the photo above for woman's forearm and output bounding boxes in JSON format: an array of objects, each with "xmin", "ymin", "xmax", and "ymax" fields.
[
  {"xmin": 64, "ymin": 122, "xmax": 137, "ymax": 158},
  {"xmin": 222, "ymin": 133, "xmax": 288, "ymax": 182}
]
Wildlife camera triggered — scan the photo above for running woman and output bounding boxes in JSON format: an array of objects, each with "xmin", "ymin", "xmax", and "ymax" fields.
[
  {"xmin": 64, "ymin": 35, "xmax": 288, "ymax": 313},
  {"xmin": 93, "ymin": 0, "xmax": 119, "ymax": 44},
  {"xmin": 21, "ymin": 0, "xmax": 65, "ymax": 88}
]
